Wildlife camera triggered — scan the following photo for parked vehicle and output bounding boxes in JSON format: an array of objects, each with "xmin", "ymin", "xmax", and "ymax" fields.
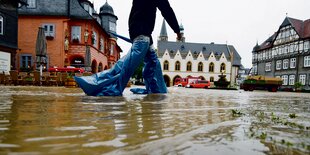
[
  {"xmin": 174, "ymin": 77, "xmax": 201, "ymax": 87},
  {"xmin": 186, "ymin": 80, "xmax": 210, "ymax": 89},
  {"xmin": 241, "ymin": 75, "xmax": 282, "ymax": 92}
]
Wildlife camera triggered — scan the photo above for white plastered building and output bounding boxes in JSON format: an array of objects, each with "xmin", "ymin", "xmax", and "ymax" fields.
[{"xmin": 157, "ymin": 20, "xmax": 242, "ymax": 87}]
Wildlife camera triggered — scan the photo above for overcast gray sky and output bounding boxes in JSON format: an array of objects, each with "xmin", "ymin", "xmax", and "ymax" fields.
[{"xmin": 94, "ymin": 0, "xmax": 310, "ymax": 68}]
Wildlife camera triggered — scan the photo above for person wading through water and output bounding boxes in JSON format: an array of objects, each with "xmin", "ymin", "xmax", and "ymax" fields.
[{"xmin": 75, "ymin": 0, "xmax": 182, "ymax": 96}]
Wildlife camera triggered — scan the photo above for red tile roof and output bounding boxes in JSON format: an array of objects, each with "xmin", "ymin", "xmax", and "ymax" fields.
[
  {"xmin": 303, "ymin": 19, "xmax": 310, "ymax": 38},
  {"xmin": 254, "ymin": 17, "xmax": 310, "ymax": 51}
]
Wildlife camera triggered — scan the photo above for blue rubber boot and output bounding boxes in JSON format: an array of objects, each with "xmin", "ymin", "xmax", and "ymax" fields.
[
  {"xmin": 75, "ymin": 36, "xmax": 150, "ymax": 96},
  {"xmin": 130, "ymin": 45, "xmax": 167, "ymax": 94}
]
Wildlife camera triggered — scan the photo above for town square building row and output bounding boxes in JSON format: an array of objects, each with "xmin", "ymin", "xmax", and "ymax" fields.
[
  {"xmin": 157, "ymin": 20, "xmax": 242, "ymax": 86},
  {"xmin": 252, "ymin": 17, "xmax": 310, "ymax": 90},
  {"xmin": 17, "ymin": 0, "xmax": 122, "ymax": 73}
]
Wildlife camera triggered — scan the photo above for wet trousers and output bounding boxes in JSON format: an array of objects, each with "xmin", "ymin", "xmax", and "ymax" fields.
[{"xmin": 74, "ymin": 35, "xmax": 167, "ymax": 96}]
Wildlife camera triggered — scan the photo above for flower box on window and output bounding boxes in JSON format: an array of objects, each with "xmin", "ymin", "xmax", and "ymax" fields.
[
  {"xmin": 46, "ymin": 35, "xmax": 54, "ymax": 40},
  {"xmin": 72, "ymin": 38, "xmax": 80, "ymax": 43}
]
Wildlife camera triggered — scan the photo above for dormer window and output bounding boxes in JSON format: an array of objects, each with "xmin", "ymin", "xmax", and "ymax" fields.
[
  {"xmin": 84, "ymin": 4, "xmax": 89, "ymax": 11},
  {"xmin": 202, "ymin": 46, "xmax": 206, "ymax": 51},
  {"xmin": 83, "ymin": 3, "xmax": 93, "ymax": 15},
  {"xmin": 27, "ymin": 0, "xmax": 36, "ymax": 8},
  {"xmin": 180, "ymin": 45, "xmax": 185, "ymax": 50}
]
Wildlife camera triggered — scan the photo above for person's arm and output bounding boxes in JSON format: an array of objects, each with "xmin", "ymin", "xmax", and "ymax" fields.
[{"xmin": 157, "ymin": 0, "xmax": 180, "ymax": 34}]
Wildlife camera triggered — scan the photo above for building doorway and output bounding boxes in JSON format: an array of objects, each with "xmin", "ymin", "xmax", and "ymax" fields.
[
  {"xmin": 91, "ymin": 60, "xmax": 97, "ymax": 73},
  {"xmin": 163, "ymin": 75, "xmax": 171, "ymax": 87},
  {"xmin": 70, "ymin": 55, "xmax": 84, "ymax": 68}
]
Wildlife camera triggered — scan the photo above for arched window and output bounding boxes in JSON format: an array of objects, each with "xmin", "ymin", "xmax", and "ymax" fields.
[
  {"xmin": 186, "ymin": 61, "xmax": 192, "ymax": 71},
  {"xmin": 198, "ymin": 62, "xmax": 203, "ymax": 72},
  {"xmin": 209, "ymin": 62, "xmax": 214, "ymax": 72},
  {"xmin": 0, "ymin": 16, "xmax": 4, "ymax": 35},
  {"xmin": 175, "ymin": 61, "xmax": 180, "ymax": 71},
  {"xmin": 210, "ymin": 76, "xmax": 214, "ymax": 82},
  {"xmin": 98, "ymin": 62, "xmax": 103, "ymax": 72},
  {"xmin": 220, "ymin": 63, "xmax": 226, "ymax": 73},
  {"xmin": 163, "ymin": 60, "xmax": 169, "ymax": 71}
]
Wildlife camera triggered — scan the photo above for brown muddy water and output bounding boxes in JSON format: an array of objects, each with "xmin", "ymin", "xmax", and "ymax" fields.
[{"xmin": 0, "ymin": 86, "xmax": 309, "ymax": 155}]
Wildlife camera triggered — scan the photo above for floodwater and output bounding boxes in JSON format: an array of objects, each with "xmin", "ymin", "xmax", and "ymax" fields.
[{"xmin": 0, "ymin": 86, "xmax": 309, "ymax": 155}]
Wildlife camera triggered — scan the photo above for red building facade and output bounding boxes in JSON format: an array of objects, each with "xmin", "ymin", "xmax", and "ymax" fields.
[{"xmin": 17, "ymin": 0, "xmax": 121, "ymax": 73}]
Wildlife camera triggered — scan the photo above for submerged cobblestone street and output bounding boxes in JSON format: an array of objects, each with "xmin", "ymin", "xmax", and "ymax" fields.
[{"xmin": 0, "ymin": 86, "xmax": 309, "ymax": 155}]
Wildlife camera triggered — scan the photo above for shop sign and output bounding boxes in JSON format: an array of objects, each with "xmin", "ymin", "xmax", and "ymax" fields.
[{"xmin": 0, "ymin": 51, "xmax": 11, "ymax": 73}]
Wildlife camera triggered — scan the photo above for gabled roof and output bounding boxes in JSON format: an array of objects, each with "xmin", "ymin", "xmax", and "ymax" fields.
[
  {"xmin": 158, "ymin": 41, "xmax": 242, "ymax": 66},
  {"xmin": 281, "ymin": 17, "xmax": 303, "ymax": 37},
  {"xmin": 254, "ymin": 17, "xmax": 310, "ymax": 52}
]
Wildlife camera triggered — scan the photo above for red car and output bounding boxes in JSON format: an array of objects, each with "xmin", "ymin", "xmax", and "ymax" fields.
[
  {"xmin": 174, "ymin": 77, "xmax": 201, "ymax": 87},
  {"xmin": 186, "ymin": 80, "xmax": 210, "ymax": 89}
]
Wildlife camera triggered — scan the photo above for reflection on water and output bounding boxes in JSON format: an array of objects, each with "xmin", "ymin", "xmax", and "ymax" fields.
[{"xmin": 0, "ymin": 86, "xmax": 309, "ymax": 155}]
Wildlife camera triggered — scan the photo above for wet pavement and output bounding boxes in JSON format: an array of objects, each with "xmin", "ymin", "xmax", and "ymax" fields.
[{"xmin": 0, "ymin": 86, "xmax": 309, "ymax": 155}]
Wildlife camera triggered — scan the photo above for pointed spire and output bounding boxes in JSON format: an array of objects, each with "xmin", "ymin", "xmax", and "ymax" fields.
[{"xmin": 159, "ymin": 19, "xmax": 168, "ymax": 41}]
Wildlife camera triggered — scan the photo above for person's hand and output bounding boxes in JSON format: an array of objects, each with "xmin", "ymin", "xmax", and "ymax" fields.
[{"xmin": 176, "ymin": 32, "xmax": 182, "ymax": 41}]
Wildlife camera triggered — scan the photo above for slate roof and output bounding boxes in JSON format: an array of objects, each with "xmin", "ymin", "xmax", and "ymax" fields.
[
  {"xmin": 69, "ymin": 0, "xmax": 92, "ymax": 20},
  {"xmin": 158, "ymin": 41, "xmax": 242, "ymax": 66},
  {"xmin": 18, "ymin": 0, "xmax": 92, "ymax": 19},
  {"xmin": 18, "ymin": 0, "xmax": 69, "ymax": 16},
  {"xmin": 254, "ymin": 17, "xmax": 310, "ymax": 51}
]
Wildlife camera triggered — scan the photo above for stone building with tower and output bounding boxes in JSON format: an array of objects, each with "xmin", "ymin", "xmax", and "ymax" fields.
[
  {"xmin": 252, "ymin": 16, "xmax": 310, "ymax": 90},
  {"xmin": 157, "ymin": 20, "xmax": 242, "ymax": 87},
  {"xmin": 17, "ymin": 0, "xmax": 121, "ymax": 73}
]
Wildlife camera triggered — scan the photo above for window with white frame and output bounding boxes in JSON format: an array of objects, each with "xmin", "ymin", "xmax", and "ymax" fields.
[
  {"xmin": 265, "ymin": 62, "xmax": 271, "ymax": 71},
  {"xmin": 263, "ymin": 52, "xmax": 266, "ymax": 60},
  {"xmin": 27, "ymin": 0, "xmax": 36, "ymax": 8},
  {"xmin": 290, "ymin": 44, "xmax": 294, "ymax": 53},
  {"xmin": 71, "ymin": 26, "xmax": 81, "ymax": 42},
  {"xmin": 283, "ymin": 59, "xmax": 289, "ymax": 69},
  {"xmin": 100, "ymin": 38, "xmax": 104, "ymax": 51},
  {"xmin": 43, "ymin": 24, "xmax": 55, "ymax": 37},
  {"xmin": 294, "ymin": 43, "xmax": 299, "ymax": 52},
  {"xmin": 0, "ymin": 16, "xmax": 3, "ymax": 35},
  {"xmin": 304, "ymin": 41, "xmax": 310, "ymax": 51},
  {"xmin": 253, "ymin": 64, "xmax": 257, "ymax": 75},
  {"xmin": 282, "ymin": 75, "xmax": 288, "ymax": 85},
  {"xmin": 290, "ymin": 58, "xmax": 296, "ymax": 68},
  {"xmin": 276, "ymin": 60, "xmax": 282, "ymax": 70},
  {"xmin": 299, "ymin": 74, "xmax": 306, "ymax": 85},
  {"xmin": 163, "ymin": 60, "xmax": 169, "ymax": 71},
  {"xmin": 110, "ymin": 44, "xmax": 114, "ymax": 55},
  {"xmin": 284, "ymin": 46, "xmax": 288, "ymax": 54},
  {"xmin": 289, "ymin": 75, "xmax": 295, "ymax": 85},
  {"xmin": 304, "ymin": 56, "xmax": 310, "ymax": 67},
  {"xmin": 92, "ymin": 32, "xmax": 97, "ymax": 46},
  {"xmin": 299, "ymin": 42, "xmax": 304, "ymax": 52}
]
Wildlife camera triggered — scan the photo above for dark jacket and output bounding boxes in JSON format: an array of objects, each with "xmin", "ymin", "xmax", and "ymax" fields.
[{"xmin": 129, "ymin": 0, "xmax": 180, "ymax": 44}]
